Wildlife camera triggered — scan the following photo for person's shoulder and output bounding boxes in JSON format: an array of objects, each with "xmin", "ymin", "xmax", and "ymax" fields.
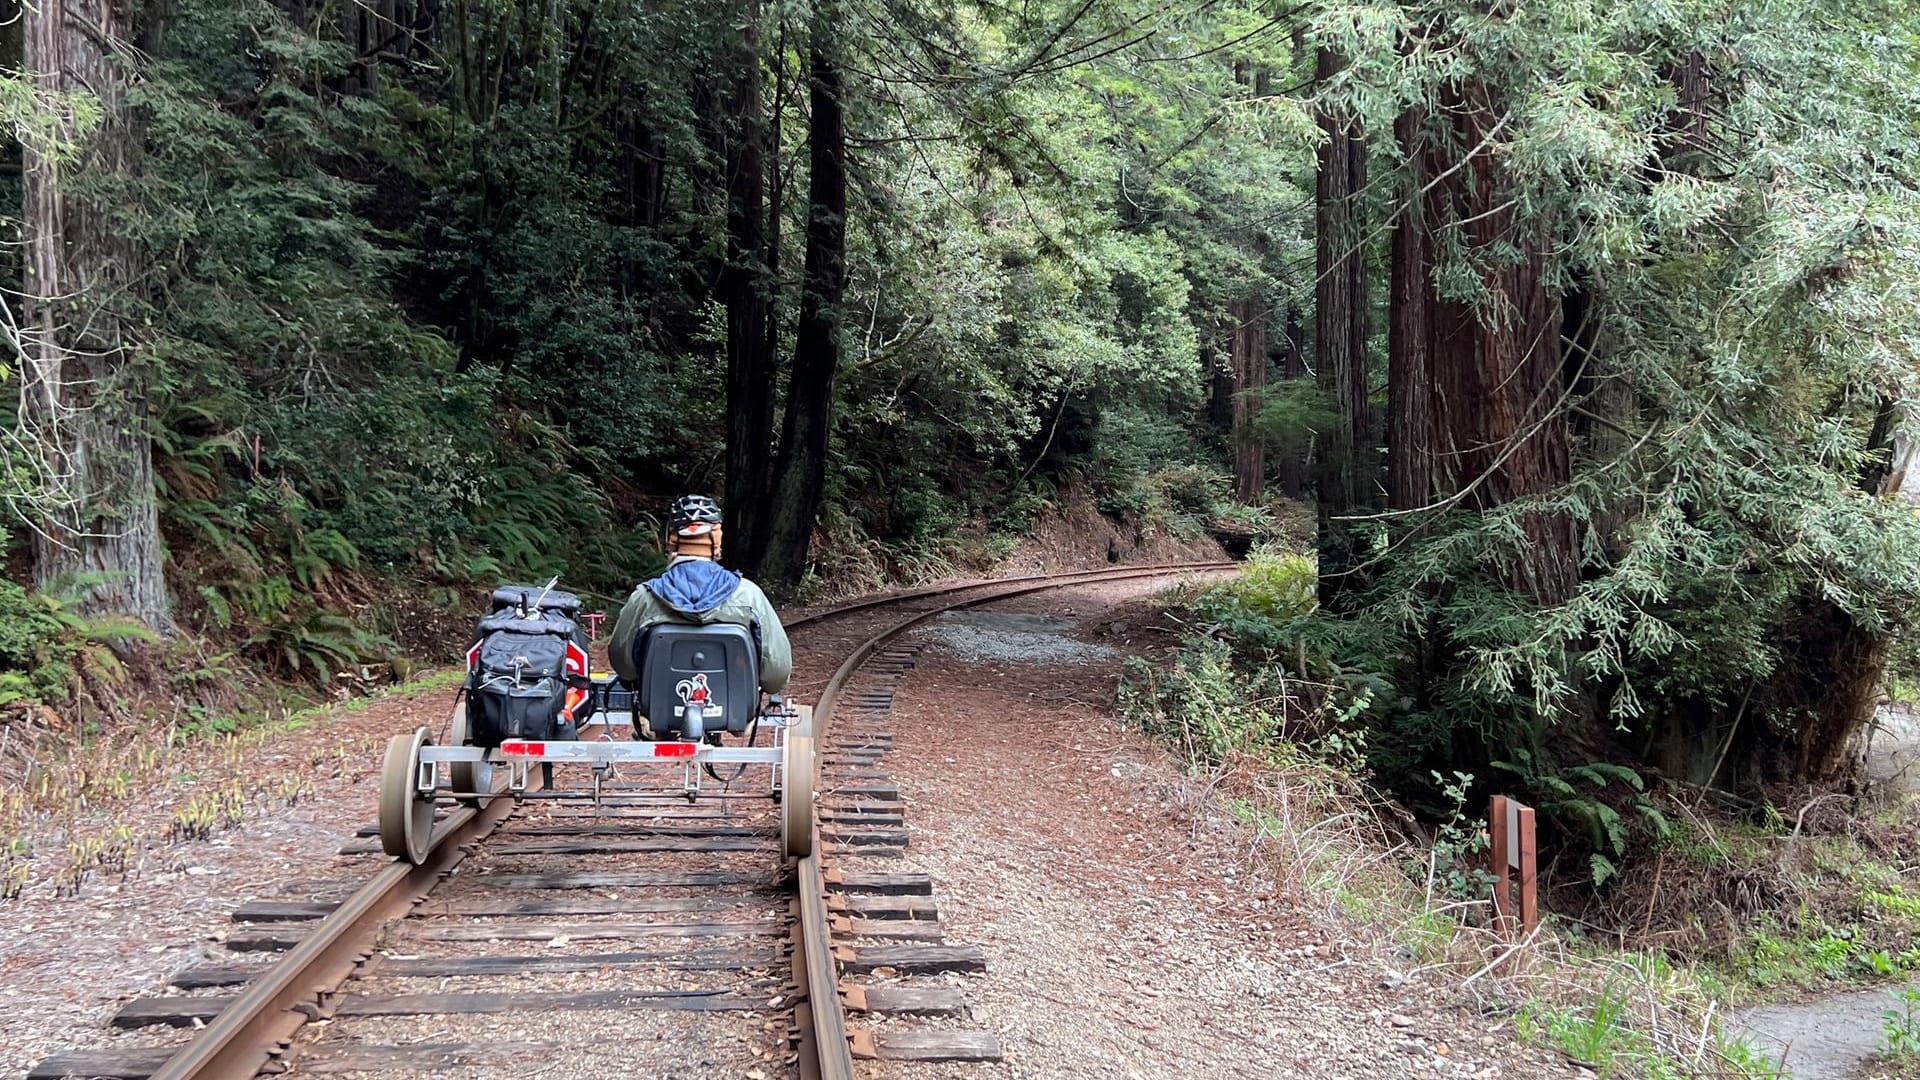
[{"xmin": 732, "ymin": 576, "xmax": 784, "ymax": 608}]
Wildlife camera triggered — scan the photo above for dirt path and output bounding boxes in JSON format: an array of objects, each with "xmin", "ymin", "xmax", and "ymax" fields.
[
  {"xmin": 1734, "ymin": 980, "xmax": 1918, "ymax": 1080},
  {"xmin": 859, "ymin": 579, "xmax": 1584, "ymax": 1079}
]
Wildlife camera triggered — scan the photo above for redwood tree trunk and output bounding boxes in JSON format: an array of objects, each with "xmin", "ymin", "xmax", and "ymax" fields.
[
  {"xmin": 1229, "ymin": 298, "xmax": 1267, "ymax": 504},
  {"xmin": 1414, "ymin": 80, "xmax": 1576, "ymax": 604},
  {"xmin": 1387, "ymin": 106, "xmax": 1433, "ymax": 514},
  {"xmin": 1314, "ymin": 47, "xmax": 1373, "ymax": 600},
  {"xmin": 21, "ymin": 0, "xmax": 172, "ymax": 630},
  {"xmin": 758, "ymin": 12, "xmax": 845, "ymax": 590},
  {"xmin": 721, "ymin": 0, "xmax": 775, "ymax": 571}
]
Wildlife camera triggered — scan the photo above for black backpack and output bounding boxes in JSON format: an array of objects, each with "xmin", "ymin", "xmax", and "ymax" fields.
[{"xmin": 464, "ymin": 584, "xmax": 590, "ymax": 746}]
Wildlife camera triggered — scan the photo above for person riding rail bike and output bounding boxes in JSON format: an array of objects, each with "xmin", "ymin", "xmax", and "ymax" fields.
[{"xmin": 609, "ymin": 495, "xmax": 792, "ymax": 731}]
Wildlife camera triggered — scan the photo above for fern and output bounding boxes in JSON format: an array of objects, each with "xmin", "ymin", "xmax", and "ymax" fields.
[{"xmin": 1590, "ymin": 854, "xmax": 1618, "ymax": 889}]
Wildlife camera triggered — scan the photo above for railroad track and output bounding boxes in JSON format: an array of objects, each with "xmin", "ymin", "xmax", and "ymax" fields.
[{"xmin": 29, "ymin": 562, "xmax": 1233, "ymax": 1080}]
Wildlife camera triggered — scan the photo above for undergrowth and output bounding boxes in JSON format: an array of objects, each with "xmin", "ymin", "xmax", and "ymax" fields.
[
  {"xmin": 0, "ymin": 666, "xmax": 462, "ymax": 903},
  {"xmin": 0, "ymin": 572, "xmax": 161, "ymax": 707},
  {"xmin": 1118, "ymin": 549, "xmax": 1820, "ymax": 1079}
]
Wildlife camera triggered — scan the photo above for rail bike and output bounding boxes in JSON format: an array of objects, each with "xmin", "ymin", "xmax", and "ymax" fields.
[{"xmin": 376, "ymin": 582, "xmax": 815, "ymax": 865}]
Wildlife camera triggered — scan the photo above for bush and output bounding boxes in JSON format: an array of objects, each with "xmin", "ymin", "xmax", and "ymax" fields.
[{"xmin": 1191, "ymin": 544, "xmax": 1317, "ymax": 652}]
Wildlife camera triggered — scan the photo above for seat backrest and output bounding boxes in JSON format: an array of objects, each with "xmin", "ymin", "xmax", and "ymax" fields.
[{"xmin": 638, "ymin": 622, "xmax": 759, "ymax": 736}]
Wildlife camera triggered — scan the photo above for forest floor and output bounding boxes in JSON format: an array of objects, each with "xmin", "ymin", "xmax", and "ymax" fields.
[{"xmin": 0, "ymin": 677, "xmax": 455, "ymax": 1071}]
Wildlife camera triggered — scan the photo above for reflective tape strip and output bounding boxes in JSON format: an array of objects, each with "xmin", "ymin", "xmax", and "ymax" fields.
[{"xmin": 416, "ymin": 743, "xmax": 780, "ymax": 765}]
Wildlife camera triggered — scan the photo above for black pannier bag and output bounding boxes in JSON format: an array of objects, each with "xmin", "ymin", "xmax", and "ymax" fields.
[{"xmin": 464, "ymin": 584, "xmax": 591, "ymax": 747}]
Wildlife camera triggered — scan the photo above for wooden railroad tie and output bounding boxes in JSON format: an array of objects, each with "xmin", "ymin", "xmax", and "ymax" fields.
[
  {"xmin": 839, "ymin": 984, "xmax": 966, "ymax": 1016},
  {"xmin": 831, "ymin": 943, "xmax": 987, "ymax": 975},
  {"xmin": 827, "ymin": 894, "xmax": 939, "ymax": 920},
  {"xmin": 831, "ymin": 916, "xmax": 944, "ymax": 941},
  {"xmin": 467, "ymin": 869, "xmax": 771, "ymax": 890},
  {"xmin": 172, "ymin": 945, "xmax": 788, "ymax": 990},
  {"xmin": 406, "ymin": 918, "xmax": 784, "ymax": 943},
  {"xmin": 822, "ymin": 868, "xmax": 933, "ymax": 895},
  {"xmin": 846, "ymin": 1029, "xmax": 1003, "ymax": 1062}
]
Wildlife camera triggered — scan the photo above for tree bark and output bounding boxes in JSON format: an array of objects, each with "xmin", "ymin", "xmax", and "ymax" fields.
[
  {"xmin": 1314, "ymin": 47, "xmax": 1372, "ymax": 512},
  {"xmin": 757, "ymin": 9, "xmax": 846, "ymax": 589},
  {"xmin": 1414, "ymin": 79, "xmax": 1576, "ymax": 604},
  {"xmin": 721, "ymin": 0, "xmax": 775, "ymax": 572},
  {"xmin": 20, "ymin": 0, "xmax": 172, "ymax": 630},
  {"xmin": 1387, "ymin": 107, "xmax": 1433, "ymax": 514},
  {"xmin": 1314, "ymin": 47, "xmax": 1373, "ymax": 601},
  {"xmin": 1229, "ymin": 298, "xmax": 1267, "ymax": 504}
]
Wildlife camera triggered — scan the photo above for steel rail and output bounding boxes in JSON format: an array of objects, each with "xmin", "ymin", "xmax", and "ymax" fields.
[
  {"xmin": 145, "ymin": 561, "xmax": 1233, "ymax": 1080},
  {"xmin": 793, "ymin": 560, "xmax": 1235, "ymax": 1079},
  {"xmin": 148, "ymin": 796, "xmax": 519, "ymax": 1080},
  {"xmin": 782, "ymin": 560, "xmax": 1235, "ymax": 632}
]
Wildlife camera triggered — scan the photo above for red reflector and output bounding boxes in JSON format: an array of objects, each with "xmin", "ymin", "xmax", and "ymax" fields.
[
  {"xmin": 656, "ymin": 742, "xmax": 698, "ymax": 759},
  {"xmin": 500, "ymin": 740, "xmax": 545, "ymax": 757},
  {"xmin": 563, "ymin": 687, "xmax": 589, "ymax": 720}
]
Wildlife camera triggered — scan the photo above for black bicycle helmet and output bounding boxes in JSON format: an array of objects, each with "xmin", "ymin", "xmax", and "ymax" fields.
[{"xmin": 668, "ymin": 494, "xmax": 723, "ymax": 537}]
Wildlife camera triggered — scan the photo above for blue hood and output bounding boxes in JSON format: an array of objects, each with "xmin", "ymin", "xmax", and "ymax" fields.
[{"xmin": 644, "ymin": 559, "xmax": 741, "ymax": 617}]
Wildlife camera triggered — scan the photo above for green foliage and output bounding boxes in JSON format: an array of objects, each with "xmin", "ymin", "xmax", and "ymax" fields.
[
  {"xmin": 1118, "ymin": 638, "xmax": 1371, "ymax": 770},
  {"xmin": 1422, "ymin": 770, "xmax": 1497, "ymax": 901},
  {"xmin": 1194, "ymin": 546, "xmax": 1318, "ymax": 646},
  {"xmin": 1883, "ymin": 987, "xmax": 1920, "ymax": 1059},
  {"xmin": 1864, "ymin": 889, "xmax": 1920, "ymax": 922},
  {"xmin": 0, "ymin": 573, "xmax": 160, "ymax": 705},
  {"xmin": 1295, "ymin": 0, "xmax": 1920, "ymax": 805},
  {"xmin": 1490, "ymin": 751, "xmax": 1673, "ymax": 885},
  {"xmin": 60, "ymin": 0, "xmax": 1268, "ymax": 658},
  {"xmin": 1730, "ymin": 924, "xmax": 1920, "ymax": 991},
  {"xmin": 1546, "ymin": 981, "xmax": 1633, "ymax": 1075},
  {"xmin": 96, "ymin": 0, "xmax": 667, "ymax": 666}
]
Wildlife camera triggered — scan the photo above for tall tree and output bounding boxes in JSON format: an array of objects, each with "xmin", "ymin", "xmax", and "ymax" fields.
[
  {"xmin": 1227, "ymin": 63, "xmax": 1270, "ymax": 506},
  {"xmin": 1386, "ymin": 106, "xmax": 1432, "ymax": 516},
  {"xmin": 758, "ymin": 3, "xmax": 847, "ymax": 589},
  {"xmin": 1228, "ymin": 298, "xmax": 1267, "ymax": 504},
  {"xmin": 20, "ymin": 0, "xmax": 171, "ymax": 629},
  {"xmin": 722, "ymin": 0, "xmax": 775, "ymax": 571},
  {"xmin": 1313, "ymin": 46, "xmax": 1373, "ymax": 599},
  {"xmin": 1408, "ymin": 77, "xmax": 1575, "ymax": 605}
]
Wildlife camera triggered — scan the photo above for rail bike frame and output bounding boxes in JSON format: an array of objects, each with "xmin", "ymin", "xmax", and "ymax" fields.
[
  {"xmin": 414, "ymin": 705, "xmax": 805, "ymax": 801},
  {"xmin": 377, "ymin": 687, "xmax": 816, "ymax": 865}
]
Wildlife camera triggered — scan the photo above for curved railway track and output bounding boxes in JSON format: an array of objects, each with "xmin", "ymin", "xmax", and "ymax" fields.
[{"xmin": 29, "ymin": 562, "xmax": 1233, "ymax": 1080}]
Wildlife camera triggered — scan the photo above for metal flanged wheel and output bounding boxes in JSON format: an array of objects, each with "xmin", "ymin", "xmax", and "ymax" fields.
[
  {"xmin": 448, "ymin": 700, "xmax": 494, "ymax": 808},
  {"xmin": 379, "ymin": 726, "xmax": 436, "ymax": 864},
  {"xmin": 781, "ymin": 722, "xmax": 816, "ymax": 860}
]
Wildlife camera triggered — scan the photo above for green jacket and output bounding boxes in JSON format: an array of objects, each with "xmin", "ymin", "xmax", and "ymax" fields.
[{"xmin": 608, "ymin": 556, "xmax": 792, "ymax": 693}]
